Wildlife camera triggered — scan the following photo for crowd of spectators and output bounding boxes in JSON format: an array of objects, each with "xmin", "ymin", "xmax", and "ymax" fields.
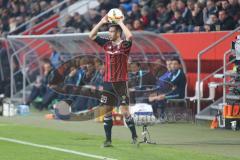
[
  {"xmin": 1, "ymin": 0, "xmax": 240, "ymax": 36},
  {"xmin": 64, "ymin": 0, "xmax": 240, "ymax": 33},
  {"xmin": 0, "ymin": 0, "xmax": 75, "ymax": 35}
]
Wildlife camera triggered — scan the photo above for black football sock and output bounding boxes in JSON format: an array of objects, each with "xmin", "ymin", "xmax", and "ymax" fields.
[
  {"xmin": 104, "ymin": 115, "xmax": 113, "ymax": 142},
  {"xmin": 125, "ymin": 116, "xmax": 137, "ymax": 139}
]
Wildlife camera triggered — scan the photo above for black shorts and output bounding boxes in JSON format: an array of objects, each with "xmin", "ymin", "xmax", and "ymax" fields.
[{"xmin": 101, "ymin": 81, "xmax": 129, "ymax": 106}]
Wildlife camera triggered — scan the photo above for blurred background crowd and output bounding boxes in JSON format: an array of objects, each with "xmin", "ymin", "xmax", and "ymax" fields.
[{"xmin": 1, "ymin": 0, "xmax": 240, "ymax": 35}]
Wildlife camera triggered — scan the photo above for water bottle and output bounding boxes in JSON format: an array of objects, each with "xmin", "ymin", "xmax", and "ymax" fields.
[{"xmin": 17, "ymin": 105, "xmax": 30, "ymax": 116}]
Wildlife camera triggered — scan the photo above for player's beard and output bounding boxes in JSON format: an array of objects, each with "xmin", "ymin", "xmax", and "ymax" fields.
[
  {"xmin": 111, "ymin": 36, "xmax": 121, "ymax": 43},
  {"xmin": 109, "ymin": 35, "xmax": 116, "ymax": 41},
  {"xmin": 110, "ymin": 33, "xmax": 120, "ymax": 42}
]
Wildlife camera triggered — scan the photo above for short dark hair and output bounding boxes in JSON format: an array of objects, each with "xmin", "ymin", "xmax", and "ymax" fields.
[
  {"xmin": 171, "ymin": 57, "xmax": 181, "ymax": 64},
  {"xmin": 109, "ymin": 24, "xmax": 123, "ymax": 35}
]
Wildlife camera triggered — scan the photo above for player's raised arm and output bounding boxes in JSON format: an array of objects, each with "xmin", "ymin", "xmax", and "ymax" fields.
[
  {"xmin": 89, "ymin": 15, "xmax": 108, "ymax": 40},
  {"xmin": 117, "ymin": 19, "xmax": 133, "ymax": 41}
]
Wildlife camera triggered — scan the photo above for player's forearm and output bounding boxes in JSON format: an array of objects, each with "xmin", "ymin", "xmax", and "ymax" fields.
[
  {"xmin": 118, "ymin": 21, "xmax": 132, "ymax": 41},
  {"xmin": 89, "ymin": 21, "xmax": 104, "ymax": 40}
]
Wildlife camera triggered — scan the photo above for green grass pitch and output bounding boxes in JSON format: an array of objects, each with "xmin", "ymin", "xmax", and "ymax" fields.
[{"xmin": 0, "ymin": 111, "xmax": 239, "ymax": 160}]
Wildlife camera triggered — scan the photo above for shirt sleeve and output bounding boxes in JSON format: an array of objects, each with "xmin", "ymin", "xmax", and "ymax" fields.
[
  {"xmin": 94, "ymin": 36, "xmax": 109, "ymax": 47},
  {"xmin": 122, "ymin": 39, "xmax": 132, "ymax": 49}
]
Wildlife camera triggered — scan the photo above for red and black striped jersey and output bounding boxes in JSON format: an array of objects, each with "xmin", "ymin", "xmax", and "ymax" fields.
[{"xmin": 94, "ymin": 36, "xmax": 132, "ymax": 82}]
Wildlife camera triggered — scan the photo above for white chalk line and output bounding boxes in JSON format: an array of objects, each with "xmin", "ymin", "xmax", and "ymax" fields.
[{"xmin": 0, "ymin": 137, "xmax": 117, "ymax": 160}]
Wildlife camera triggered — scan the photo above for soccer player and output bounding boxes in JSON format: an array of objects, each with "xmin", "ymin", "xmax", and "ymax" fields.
[{"xmin": 89, "ymin": 15, "xmax": 138, "ymax": 147}]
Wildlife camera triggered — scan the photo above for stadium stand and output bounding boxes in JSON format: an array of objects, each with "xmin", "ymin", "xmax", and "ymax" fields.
[
  {"xmin": 1, "ymin": 0, "xmax": 240, "ymax": 36},
  {"xmin": 59, "ymin": 0, "xmax": 240, "ymax": 33},
  {"xmin": 0, "ymin": 0, "xmax": 72, "ymax": 35}
]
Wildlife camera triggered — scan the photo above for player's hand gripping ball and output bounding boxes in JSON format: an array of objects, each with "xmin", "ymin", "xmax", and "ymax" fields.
[{"xmin": 107, "ymin": 8, "xmax": 124, "ymax": 23}]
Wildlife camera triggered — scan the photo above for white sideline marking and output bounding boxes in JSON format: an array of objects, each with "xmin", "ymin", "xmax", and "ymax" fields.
[{"xmin": 0, "ymin": 137, "xmax": 117, "ymax": 160}]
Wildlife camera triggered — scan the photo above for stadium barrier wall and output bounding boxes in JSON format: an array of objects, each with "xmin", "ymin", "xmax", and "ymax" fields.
[{"xmin": 163, "ymin": 31, "xmax": 239, "ymax": 97}]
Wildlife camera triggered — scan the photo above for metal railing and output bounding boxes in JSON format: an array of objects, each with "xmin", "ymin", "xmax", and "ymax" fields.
[
  {"xmin": 8, "ymin": 29, "xmax": 54, "ymax": 101},
  {"xmin": 200, "ymin": 50, "xmax": 231, "ymax": 81},
  {"xmin": 0, "ymin": 38, "xmax": 5, "ymax": 82},
  {"xmin": 223, "ymin": 49, "xmax": 237, "ymax": 104},
  {"xmin": 197, "ymin": 26, "xmax": 240, "ymax": 114},
  {"xmin": 26, "ymin": 0, "xmax": 92, "ymax": 35},
  {"xmin": 22, "ymin": 0, "xmax": 97, "ymax": 35},
  {"xmin": 7, "ymin": 31, "xmax": 178, "ymax": 103},
  {"xmin": 7, "ymin": 0, "xmax": 97, "ymax": 102},
  {"xmin": 200, "ymin": 49, "xmax": 235, "ymax": 103}
]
